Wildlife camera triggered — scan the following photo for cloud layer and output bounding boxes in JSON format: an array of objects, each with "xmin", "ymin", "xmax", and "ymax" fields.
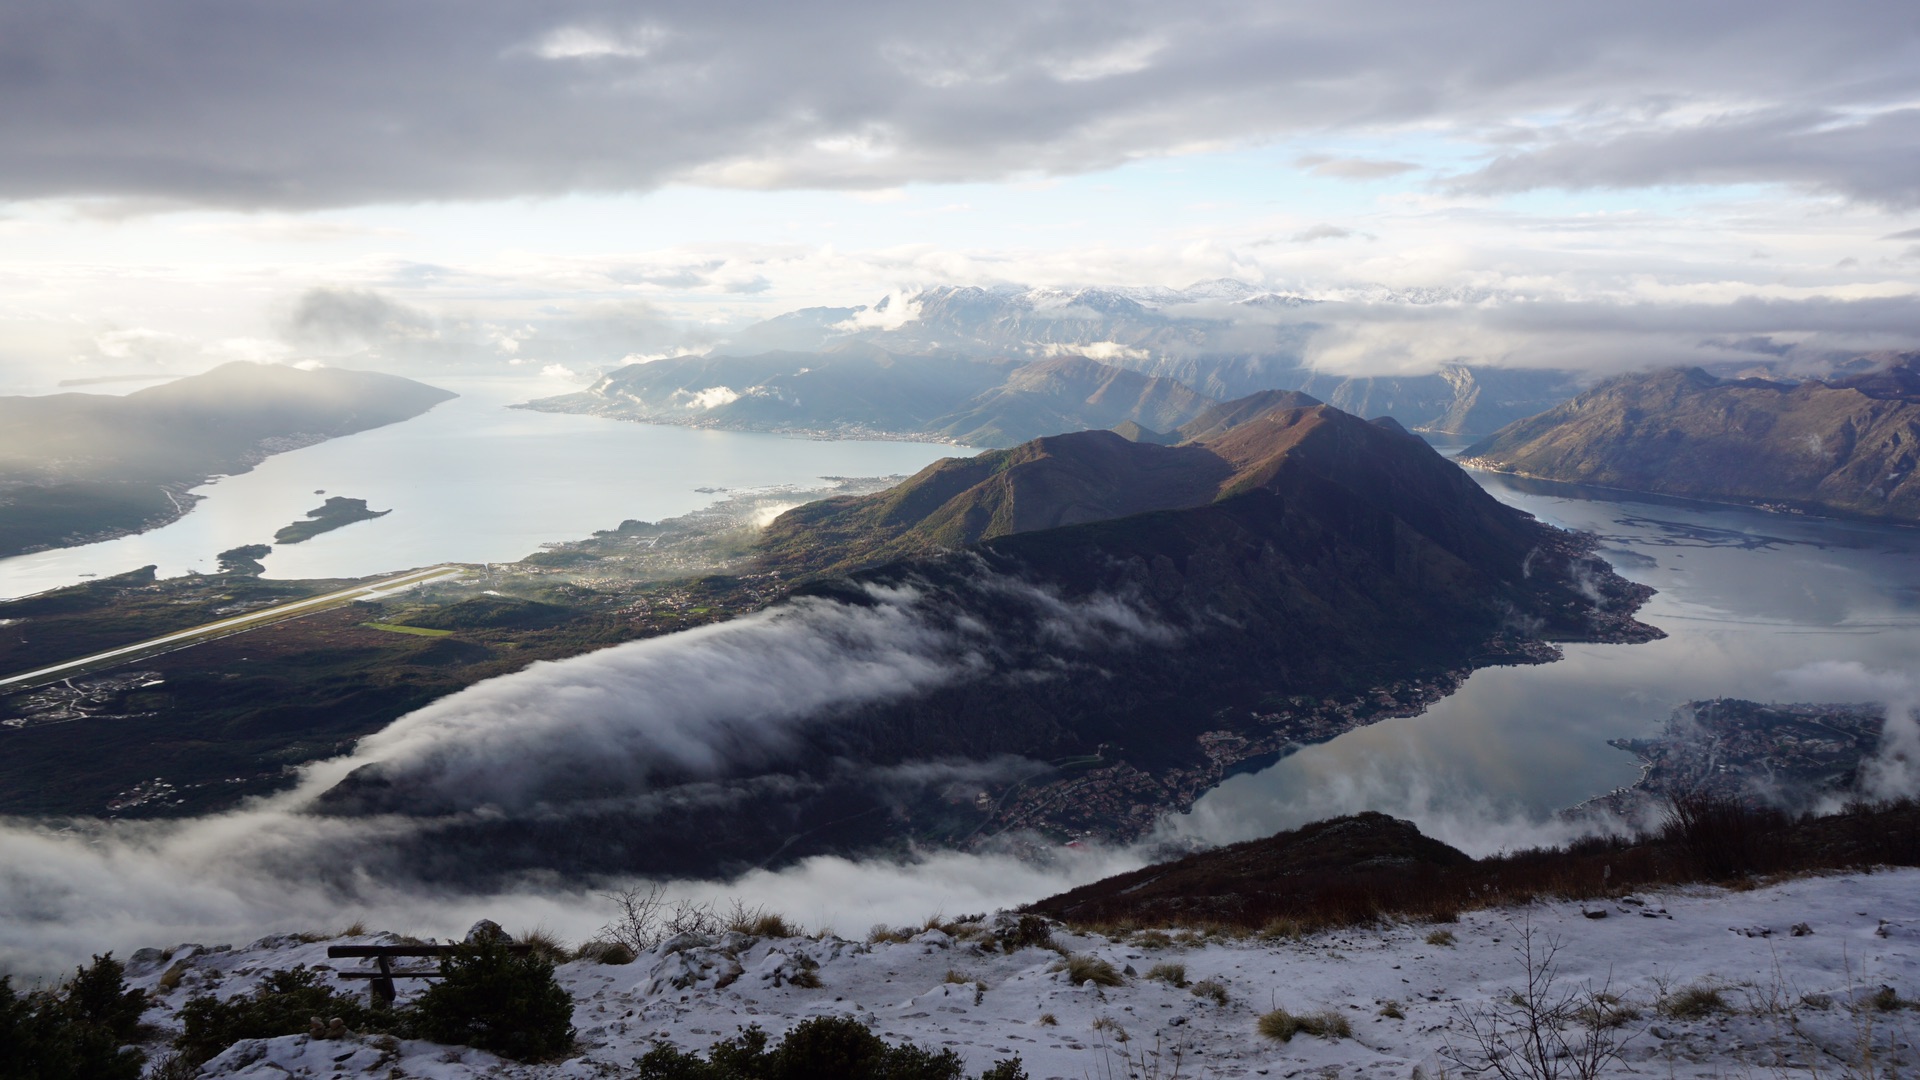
[{"xmin": 3, "ymin": 1, "xmax": 1917, "ymax": 208}]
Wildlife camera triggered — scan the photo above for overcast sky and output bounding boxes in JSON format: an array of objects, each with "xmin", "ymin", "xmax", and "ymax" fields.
[{"xmin": 3, "ymin": 0, "xmax": 1918, "ymax": 388}]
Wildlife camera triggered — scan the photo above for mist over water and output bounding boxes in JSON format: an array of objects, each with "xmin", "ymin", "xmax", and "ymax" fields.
[{"xmin": 5, "ymin": 470, "xmax": 1920, "ymax": 977}]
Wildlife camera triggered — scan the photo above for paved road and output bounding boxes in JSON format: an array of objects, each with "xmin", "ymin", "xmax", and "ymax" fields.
[{"xmin": 0, "ymin": 564, "xmax": 466, "ymax": 690}]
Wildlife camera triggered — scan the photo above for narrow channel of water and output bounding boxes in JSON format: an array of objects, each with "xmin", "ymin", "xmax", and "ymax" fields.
[{"xmin": 1169, "ymin": 477, "xmax": 1920, "ymax": 854}]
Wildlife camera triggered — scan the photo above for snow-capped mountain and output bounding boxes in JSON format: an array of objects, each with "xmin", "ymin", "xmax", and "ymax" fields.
[{"xmin": 703, "ymin": 283, "xmax": 1582, "ymax": 436}]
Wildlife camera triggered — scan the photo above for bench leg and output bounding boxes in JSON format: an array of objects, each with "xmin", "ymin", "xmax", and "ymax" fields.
[{"xmin": 372, "ymin": 956, "xmax": 396, "ymax": 1009}]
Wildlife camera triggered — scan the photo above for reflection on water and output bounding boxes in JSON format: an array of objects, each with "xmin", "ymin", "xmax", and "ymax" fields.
[
  {"xmin": 1169, "ymin": 473, "xmax": 1920, "ymax": 856},
  {"xmin": 0, "ymin": 377, "xmax": 960, "ymax": 599}
]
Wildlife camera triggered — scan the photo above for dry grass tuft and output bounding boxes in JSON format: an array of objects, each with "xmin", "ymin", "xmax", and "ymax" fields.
[
  {"xmin": 515, "ymin": 927, "xmax": 570, "ymax": 963},
  {"xmin": 1258, "ymin": 1007, "xmax": 1351, "ymax": 1042},
  {"xmin": 1661, "ymin": 984, "xmax": 1728, "ymax": 1019},
  {"xmin": 1191, "ymin": 979, "xmax": 1229, "ymax": 1006},
  {"xmin": 573, "ymin": 940, "xmax": 637, "ymax": 965},
  {"xmin": 1051, "ymin": 953, "xmax": 1124, "ymax": 987},
  {"xmin": 1145, "ymin": 962, "xmax": 1188, "ymax": 988}
]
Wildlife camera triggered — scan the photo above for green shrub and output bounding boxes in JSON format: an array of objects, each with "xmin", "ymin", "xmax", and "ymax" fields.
[
  {"xmin": 409, "ymin": 938, "xmax": 575, "ymax": 1062},
  {"xmin": 176, "ymin": 966, "xmax": 381, "ymax": 1064},
  {"xmin": 62, "ymin": 954, "xmax": 148, "ymax": 1043},
  {"xmin": 632, "ymin": 1015, "xmax": 1015, "ymax": 1079},
  {"xmin": 0, "ymin": 959, "xmax": 150, "ymax": 1080}
]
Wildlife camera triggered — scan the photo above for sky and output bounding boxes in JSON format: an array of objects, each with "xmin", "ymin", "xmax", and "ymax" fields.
[{"xmin": 3, "ymin": 0, "xmax": 1920, "ymax": 390}]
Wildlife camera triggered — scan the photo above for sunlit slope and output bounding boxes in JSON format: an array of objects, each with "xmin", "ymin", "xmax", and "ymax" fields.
[{"xmin": 1464, "ymin": 359, "xmax": 1920, "ymax": 522}]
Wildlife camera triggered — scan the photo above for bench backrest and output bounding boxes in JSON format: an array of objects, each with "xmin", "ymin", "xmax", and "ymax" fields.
[{"xmin": 326, "ymin": 944, "xmax": 533, "ymax": 958}]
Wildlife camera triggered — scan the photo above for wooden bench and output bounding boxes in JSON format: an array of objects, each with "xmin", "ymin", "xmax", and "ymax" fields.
[{"xmin": 326, "ymin": 944, "xmax": 532, "ymax": 1006}]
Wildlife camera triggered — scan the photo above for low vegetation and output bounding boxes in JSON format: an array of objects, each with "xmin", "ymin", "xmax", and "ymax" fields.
[
  {"xmin": 0, "ymin": 954, "xmax": 150, "ymax": 1080},
  {"xmin": 1050, "ymin": 954, "xmax": 1124, "ymax": 987},
  {"xmin": 176, "ymin": 966, "xmax": 380, "ymax": 1064},
  {"xmin": 1257, "ymin": 1007, "xmax": 1352, "ymax": 1042},
  {"xmin": 631, "ymin": 1015, "xmax": 1028, "ymax": 1079},
  {"xmin": 1660, "ymin": 984, "xmax": 1728, "ymax": 1020},
  {"xmin": 174, "ymin": 939, "xmax": 575, "ymax": 1066},
  {"xmin": 1190, "ymin": 980, "xmax": 1230, "ymax": 1006},
  {"xmin": 1144, "ymin": 962, "xmax": 1188, "ymax": 988},
  {"xmin": 407, "ymin": 937, "xmax": 576, "ymax": 1061},
  {"xmin": 1033, "ymin": 797, "xmax": 1920, "ymax": 935}
]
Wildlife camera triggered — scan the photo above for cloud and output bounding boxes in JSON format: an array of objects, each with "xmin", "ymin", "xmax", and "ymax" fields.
[
  {"xmin": 1295, "ymin": 156, "xmax": 1419, "ymax": 181},
  {"xmin": 3, "ymin": 2, "xmax": 1918, "ymax": 208},
  {"xmin": 0, "ymin": 801, "xmax": 1144, "ymax": 979},
  {"xmin": 1289, "ymin": 224, "xmax": 1353, "ymax": 243},
  {"xmin": 1776, "ymin": 661, "xmax": 1920, "ymax": 801},
  {"xmin": 531, "ymin": 23, "xmax": 667, "ymax": 61},
  {"xmin": 273, "ymin": 286, "xmax": 695, "ymax": 375},
  {"xmin": 1451, "ymin": 107, "xmax": 1920, "ymax": 209},
  {"xmin": 282, "ymin": 288, "xmax": 436, "ymax": 351},
  {"xmin": 0, "ymin": 571, "xmax": 1179, "ymax": 976},
  {"xmin": 1289, "ymin": 293, "xmax": 1920, "ymax": 376},
  {"xmin": 308, "ymin": 567, "xmax": 1171, "ymax": 822}
]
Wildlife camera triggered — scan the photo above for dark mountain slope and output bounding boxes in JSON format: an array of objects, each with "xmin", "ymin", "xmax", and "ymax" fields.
[
  {"xmin": 758, "ymin": 430, "xmax": 1233, "ymax": 576},
  {"xmin": 1463, "ymin": 359, "xmax": 1920, "ymax": 522},
  {"xmin": 0, "ymin": 363, "xmax": 454, "ymax": 557},
  {"xmin": 1111, "ymin": 420, "xmax": 1178, "ymax": 444},
  {"xmin": 761, "ymin": 396, "xmax": 1545, "ymax": 582},
  {"xmin": 316, "ymin": 397, "xmax": 1657, "ymax": 882},
  {"xmin": 1029, "ymin": 801, "xmax": 1920, "ymax": 930},
  {"xmin": 1031, "ymin": 812, "xmax": 1471, "ymax": 927}
]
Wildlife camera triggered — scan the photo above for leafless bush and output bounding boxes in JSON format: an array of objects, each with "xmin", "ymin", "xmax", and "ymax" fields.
[
  {"xmin": 1441, "ymin": 919, "xmax": 1637, "ymax": 1080},
  {"xmin": 599, "ymin": 884, "xmax": 725, "ymax": 953},
  {"xmin": 1661, "ymin": 791, "xmax": 1786, "ymax": 879}
]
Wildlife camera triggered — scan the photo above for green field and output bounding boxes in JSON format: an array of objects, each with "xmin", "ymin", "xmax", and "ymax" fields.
[{"xmin": 361, "ymin": 622, "xmax": 454, "ymax": 637}]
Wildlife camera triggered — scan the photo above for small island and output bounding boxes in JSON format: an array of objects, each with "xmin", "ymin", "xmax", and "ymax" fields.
[{"xmin": 273, "ymin": 496, "xmax": 389, "ymax": 544}]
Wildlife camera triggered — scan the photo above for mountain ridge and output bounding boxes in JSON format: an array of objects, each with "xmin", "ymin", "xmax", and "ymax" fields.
[
  {"xmin": 1462, "ymin": 358, "xmax": 1920, "ymax": 522},
  {"xmin": 520, "ymin": 349, "xmax": 1215, "ymax": 448},
  {"xmin": 316, "ymin": 394, "xmax": 1659, "ymax": 881}
]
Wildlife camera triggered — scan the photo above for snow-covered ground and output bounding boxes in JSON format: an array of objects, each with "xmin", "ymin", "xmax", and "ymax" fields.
[{"xmin": 125, "ymin": 868, "xmax": 1919, "ymax": 1079}]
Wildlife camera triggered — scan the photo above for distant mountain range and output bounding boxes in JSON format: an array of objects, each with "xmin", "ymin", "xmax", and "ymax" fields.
[
  {"xmin": 721, "ymin": 283, "xmax": 1586, "ymax": 436},
  {"xmin": 524, "ymin": 282, "xmax": 1588, "ymax": 440},
  {"xmin": 1463, "ymin": 357, "xmax": 1920, "ymax": 522},
  {"xmin": 520, "ymin": 349, "xmax": 1219, "ymax": 447},
  {"xmin": 0, "ymin": 362, "xmax": 454, "ymax": 557},
  {"xmin": 319, "ymin": 392, "xmax": 1659, "ymax": 881}
]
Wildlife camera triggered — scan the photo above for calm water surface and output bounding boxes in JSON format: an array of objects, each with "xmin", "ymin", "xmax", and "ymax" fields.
[
  {"xmin": 1171, "ymin": 475, "xmax": 1920, "ymax": 853},
  {"xmin": 0, "ymin": 377, "xmax": 960, "ymax": 599}
]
